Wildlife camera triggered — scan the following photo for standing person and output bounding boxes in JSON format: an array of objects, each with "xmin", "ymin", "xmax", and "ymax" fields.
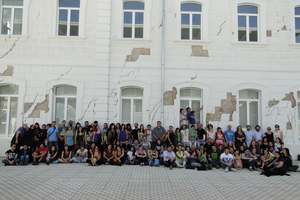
[
  {"xmin": 224, "ymin": 125, "xmax": 235, "ymax": 145},
  {"xmin": 180, "ymin": 108, "xmax": 188, "ymax": 126},
  {"xmin": 75, "ymin": 126, "xmax": 86, "ymax": 151},
  {"xmin": 206, "ymin": 124, "xmax": 215, "ymax": 142},
  {"xmin": 215, "ymin": 127, "xmax": 225, "ymax": 148},
  {"xmin": 152, "ymin": 121, "xmax": 167, "ymax": 146},
  {"xmin": 147, "ymin": 144, "xmax": 160, "ymax": 166},
  {"xmin": 116, "ymin": 123, "xmax": 121, "ymax": 139},
  {"xmin": 126, "ymin": 123, "xmax": 133, "ymax": 144},
  {"xmin": 82, "ymin": 121, "xmax": 89, "ymax": 133},
  {"xmin": 85, "ymin": 126, "xmax": 94, "ymax": 150},
  {"xmin": 167, "ymin": 126, "xmax": 175, "ymax": 147},
  {"xmin": 174, "ymin": 128, "xmax": 182, "ymax": 147},
  {"xmin": 119, "ymin": 124, "xmax": 127, "ymax": 145},
  {"xmin": 138, "ymin": 124, "xmax": 145, "ymax": 143},
  {"xmin": 72, "ymin": 145, "xmax": 88, "ymax": 163},
  {"xmin": 92, "ymin": 121, "xmax": 98, "ymax": 131},
  {"xmin": 163, "ymin": 146, "xmax": 176, "ymax": 170},
  {"xmin": 68, "ymin": 120, "xmax": 74, "ymax": 130},
  {"xmin": 175, "ymin": 144, "xmax": 187, "ymax": 168},
  {"xmin": 244, "ymin": 125, "xmax": 255, "ymax": 147},
  {"xmin": 64, "ymin": 125, "xmax": 75, "ymax": 155},
  {"xmin": 188, "ymin": 125, "xmax": 197, "ymax": 148},
  {"xmin": 93, "ymin": 125, "xmax": 103, "ymax": 149},
  {"xmin": 47, "ymin": 121, "xmax": 59, "ymax": 152},
  {"xmin": 254, "ymin": 125, "xmax": 263, "ymax": 143},
  {"xmin": 39, "ymin": 124, "xmax": 48, "ymax": 147},
  {"xmin": 241, "ymin": 148, "xmax": 257, "ymax": 171},
  {"xmin": 264, "ymin": 127, "xmax": 274, "ymax": 144},
  {"xmin": 74, "ymin": 123, "xmax": 81, "ymax": 134},
  {"xmin": 24, "ymin": 125, "xmax": 33, "ymax": 150},
  {"xmin": 181, "ymin": 124, "xmax": 190, "ymax": 148},
  {"xmin": 274, "ymin": 124, "xmax": 284, "ymax": 142},
  {"xmin": 102, "ymin": 123, "xmax": 108, "ymax": 142},
  {"xmin": 11, "ymin": 124, "xmax": 27, "ymax": 153},
  {"xmin": 58, "ymin": 120, "xmax": 67, "ymax": 156},
  {"xmin": 32, "ymin": 143, "xmax": 48, "ymax": 165},
  {"xmin": 220, "ymin": 147, "xmax": 236, "ymax": 172},
  {"xmin": 58, "ymin": 145, "xmax": 73, "ymax": 163},
  {"xmin": 107, "ymin": 123, "xmax": 118, "ymax": 145},
  {"xmin": 146, "ymin": 124, "xmax": 152, "ymax": 144},
  {"xmin": 196, "ymin": 123, "xmax": 206, "ymax": 150},
  {"xmin": 186, "ymin": 106, "xmax": 203, "ymax": 127},
  {"xmin": 46, "ymin": 145, "xmax": 58, "ymax": 165},
  {"xmin": 19, "ymin": 144, "xmax": 31, "ymax": 165},
  {"xmin": 132, "ymin": 123, "xmax": 139, "ymax": 142},
  {"xmin": 31, "ymin": 123, "xmax": 41, "ymax": 152},
  {"xmin": 2, "ymin": 144, "xmax": 19, "ymax": 166},
  {"xmin": 235, "ymin": 126, "xmax": 245, "ymax": 149}
]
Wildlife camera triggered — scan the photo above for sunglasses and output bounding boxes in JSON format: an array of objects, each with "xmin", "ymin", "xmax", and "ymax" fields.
[
  {"xmin": 12, "ymin": 146, "xmax": 16, "ymax": 147},
  {"xmin": 267, "ymin": 129, "xmax": 271, "ymax": 130}
]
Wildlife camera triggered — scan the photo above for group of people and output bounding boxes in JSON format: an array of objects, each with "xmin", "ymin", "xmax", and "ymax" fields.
[{"xmin": 2, "ymin": 107, "xmax": 300, "ymax": 176}]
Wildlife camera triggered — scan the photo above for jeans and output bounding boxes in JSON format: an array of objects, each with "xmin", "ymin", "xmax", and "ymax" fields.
[
  {"xmin": 46, "ymin": 159, "xmax": 59, "ymax": 164},
  {"xmin": 163, "ymin": 160, "xmax": 175, "ymax": 167},
  {"xmin": 195, "ymin": 140, "xmax": 205, "ymax": 150},
  {"xmin": 148, "ymin": 159, "xmax": 160, "ymax": 166},
  {"xmin": 208, "ymin": 158, "xmax": 221, "ymax": 167},
  {"xmin": 242, "ymin": 159, "xmax": 256, "ymax": 168},
  {"xmin": 48, "ymin": 141, "xmax": 59, "ymax": 152},
  {"xmin": 2, "ymin": 159, "xmax": 20, "ymax": 165},
  {"xmin": 183, "ymin": 141, "xmax": 190, "ymax": 149},
  {"xmin": 175, "ymin": 160, "xmax": 186, "ymax": 168},
  {"xmin": 125, "ymin": 159, "xmax": 139, "ymax": 164},
  {"xmin": 72, "ymin": 157, "xmax": 88, "ymax": 163},
  {"xmin": 221, "ymin": 158, "xmax": 233, "ymax": 171},
  {"xmin": 20, "ymin": 155, "xmax": 29, "ymax": 164}
]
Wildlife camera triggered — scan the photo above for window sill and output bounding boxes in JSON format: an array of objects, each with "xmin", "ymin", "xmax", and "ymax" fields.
[
  {"xmin": 48, "ymin": 36, "xmax": 86, "ymax": 42},
  {"xmin": 173, "ymin": 40, "xmax": 210, "ymax": 45},
  {"xmin": 114, "ymin": 38, "xmax": 152, "ymax": 44},
  {"xmin": 231, "ymin": 42, "xmax": 268, "ymax": 47},
  {"xmin": 289, "ymin": 43, "xmax": 300, "ymax": 48},
  {"xmin": 0, "ymin": 35, "xmax": 29, "ymax": 41}
]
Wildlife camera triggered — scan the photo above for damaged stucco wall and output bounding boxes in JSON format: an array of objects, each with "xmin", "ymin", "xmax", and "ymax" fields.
[
  {"xmin": 126, "ymin": 48, "xmax": 150, "ymax": 62},
  {"xmin": 0, "ymin": 65, "xmax": 14, "ymax": 76},
  {"xmin": 190, "ymin": 45, "xmax": 209, "ymax": 57},
  {"xmin": 164, "ymin": 87, "xmax": 177, "ymax": 105},
  {"xmin": 25, "ymin": 95, "xmax": 50, "ymax": 119}
]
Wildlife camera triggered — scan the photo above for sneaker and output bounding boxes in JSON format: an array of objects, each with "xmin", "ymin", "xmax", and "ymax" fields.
[
  {"xmin": 249, "ymin": 167, "xmax": 253, "ymax": 171},
  {"xmin": 150, "ymin": 162, "xmax": 153, "ymax": 167},
  {"xmin": 225, "ymin": 167, "xmax": 229, "ymax": 173},
  {"xmin": 46, "ymin": 162, "xmax": 49, "ymax": 165},
  {"xmin": 232, "ymin": 168, "xmax": 236, "ymax": 172},
  {"xmin": 87, "ymin": 163, "xmax": 92, "ymax": 166},
  {"xmin": 105, "ymin": 162, "xmax": 109, "ymax": 165},
  {"xmin": 3, "ymin": 163, "xmax": 7, "ymax": 166},
  {"xmin": 32, "ymin": 161, "xmax": 36, "ymax": 165},
  {"xmin": 19, "ymin": 162, "xmax": 23, "ymax": 166},
  {"xmin": 15, "ymin": 162, "xmax": 19, "ymax": 166},
  {"xmin": 216, "ymin": 165, "xmax": 220, "ymax": 169}
]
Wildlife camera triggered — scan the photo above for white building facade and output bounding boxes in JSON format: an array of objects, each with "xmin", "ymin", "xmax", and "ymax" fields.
[{"xmin": 0, "ymin": 0, "xmax": 300, "ymax": 157}]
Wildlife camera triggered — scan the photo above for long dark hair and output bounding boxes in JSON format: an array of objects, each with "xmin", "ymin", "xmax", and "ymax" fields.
[
  {"xmin": 109, "ymin": 123, "xmax": 115, "ymax": 131},
  {"xmin": 284, "ymin": 148, "xmax": 291, "ymax": 156},
  {"xmin": 126, "ymin": 123, "xmax": 132, "ymax": 131}
]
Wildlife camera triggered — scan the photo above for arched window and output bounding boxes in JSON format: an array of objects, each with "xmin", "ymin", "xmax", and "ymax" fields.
[
  {"xmin": 123, "ymin": 1, "xmax": 144, "ymax": 38},
  {"xmin": 238, "ymin": 4, "xmax": 259, "ymax": 42},
  {"xmin": 54, "ymin": 85, "xmax": 77, "ymax": 125},
  {"xmin": 295, "ymin": 6, "xmax": 300, "ymax": 43},
  {"xmin": 0, "ymin": 84, "xmax": 18, "ymax": 137},
  {"xmin": 180, "ymin": 88, "xmax": 202, "ymax": 125},
  {"xmin": 181, "ymin": 3, "xmax": 202, "ymax": 40},
  {"xmin": 121, "ymin": 87, "xmax": 143, "ymax": 124},
  {"xmin": 58, "ymin": 0, "xmax": 80, "ymax": 36},
  {"xmin": 239, "ymin": 89, "xmax": 260, "ymax": 129}
]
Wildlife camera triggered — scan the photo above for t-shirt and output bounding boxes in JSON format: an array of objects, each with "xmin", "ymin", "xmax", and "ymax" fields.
[
  {"xmin": 58, "ymin": 126, "xmax": 67, "ymax": 134},
  {"xmin": 186, "ymin": 111, "xmax": 195, "ymax": 124},
  {"xmin": 180, "ymin": 114, "xmax": 187, "ymax": 126},
  {"xmin": 210, "ymin": 151, "xmax": 221, "ymax": 161},
  {"xmin": 47, "ymin": 127, "xmax": 59, "ymax": 141},
  {"xmin": 197, "ymin": 128, "xmax": 206, "ymax": 140},
  {"xmin": 6, "ymin": 150, "xmax": 17, "ymax": 161},
  {"xmin": 76, "ymin": 149, "xmax": 88, "ymax": 157},
  {"xmin": 181, "ymin": 129, "xmax": 189, "ymax": 142},
  {"xmin": 189, "ymin": 130, "xmax": 197, "ymax": 141},
  {"xmin": 35, "ymin": 147, "xmax": 48, "ymax": 155},
  {"xmin": 220, "ymin": 153, "xmax": 233, "ymax": 162},
  {"xmin": 163, "ymin": 151, "xmax": 175, "ymax": 161},
  {"xmin": 244, "ymin": 130, "xmax": 255, "ymax": 146},
  {"xmin": 152, "ymin": 127, "xmax": 166, "ymax": 142},
  {"xmin": 132, "ymin": 128, "xmax": 139, "ymax": 140},
  {"xmin": 204, "ymin": 143, "xmax": 213, "ymax": 154},
  {"xmin": 224, "ymin": 130, "xmax": 235, "ymax": 143},
  {"xmin": 255, "ymin": 131, "xmax": 263, "ymax": 142},
  {"xmin": 241, "ymin": 153, "xmax": 255, "ymax": 159},
  {"xmin": 127, "ymin": 151, "xmax": 135, "ymax": 161},
  {"xmin": 146, "ymin": 129, "xmax": 152, "ymax": 142}
]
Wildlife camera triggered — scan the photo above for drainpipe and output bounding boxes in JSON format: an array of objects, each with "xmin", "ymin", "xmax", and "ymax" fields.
[{"xmin": 161, "ymin": 0, "xmax": 165, "ymax": 125}]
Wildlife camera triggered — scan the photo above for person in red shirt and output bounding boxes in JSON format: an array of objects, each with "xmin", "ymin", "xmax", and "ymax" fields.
[
  {"xmin": 32, "ymin": 143, "xmax": 48, "ymax": 165},
  {"xmin": 215, "ymin": 127, "xmax": 225, "ymax": 148}
]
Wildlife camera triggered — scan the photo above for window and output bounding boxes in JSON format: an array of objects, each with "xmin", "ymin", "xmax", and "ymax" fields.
[
  {"xmin": 54, "ymin": 85, "xmax": 77, "ymax": 126},
  {"xmin": 0, "ymin": 85, "xmax": 18, "ymax": 138},
  {"xmin": 1, "ymin": 0, "xmax": 23, "ymax": 35},
  {"xmin": 58, "ymin": 0, "xmax": 80, "ymax": 36},
  {"xmin": 238, "ymin": 5, "xmax": 259, "ymax": 42},
  {"xmin": 181, "ymin": 3, "xmax": 202, "ymax": 40},
  {"xmin": 180, "ymin": 88, "xmax": 202, "ymax": 125},
  {"xmin": 239, "ymin": 89, "xmax": 259, "ymax": 129},
  {"xmin": 295, "ymin": 7, "xmax": 300, "ymax": 43},
  {"xmin": 121, "ymin": 88, "xmax": 143, "ymax": 124},
  {"xmin": 123, "ymin": 1, "xmax": 144, "ymax": 38}
]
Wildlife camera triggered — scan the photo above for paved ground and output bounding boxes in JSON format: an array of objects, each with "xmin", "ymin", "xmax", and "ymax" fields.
[{"xmin": 1, "ymin": 160, "xmax": 300, "ymax": 200}]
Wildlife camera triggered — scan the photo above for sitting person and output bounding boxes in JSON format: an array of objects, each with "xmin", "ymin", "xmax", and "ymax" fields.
[
  {"xmin": 46, "ymin": 145, "xmax": 58, "ymax": 165},
  {"xmin": 73, "ymin": 145, "xmax": 88, "ymax": 163},
  {"xmin": 122, "ymin": 139, "xmax": 131, "ymax": 156},
  {"xmin": 101, "ymin": 144, "xmax": 114, "ymax": 165},
  {"xmin": 91, "ymin": 146, "xmax": 102, "ymax": 166},
  {"xmin": 158, "ymin": 145, "xmax": 165, "ymax": 164},
  {"xmin": 197, "ymin": 146, "xmax": 212, "ymax": 170},
  {"xmin": 208, "ymin": 146, "xmax": 221, "ymax": 169},
  {"xmin": 282, "ymin": 148, "xmax": 300, "ymax": 172},
  {"xmin": 184, "ymin": 146, "xmax": 191, "ymax": 160},
  {"xmin": 163, "ymin": 146, "xmax": 176, "ymax": 170},
  {"xmin": 32, "ymin": 143, "xmax": 48, "ymax": 165},
  {"xmin": 87, "ymin": 143, "xmax": 95, "ymax": 165},
  {"xmin": 136, "ymin": 145, "xmax": 147, "ymax": 166},
  {"xmin": 261, "ymin": 151, "xmax": 288, "ymax": 177},
  {"xmin": 233, "ymin": 149, "xmax": 243, "ymax": 170},
  {"xmin": 241, "ymin": 148, "xmax": 257, "ymax": 171},
  {"xmin": 19, "ymin": 144, "xmax": 31, "ymax": 165},
  {"xmin": 251, "ymin": 148, "xmax": 261, "ymax": 168},
  {"xmin": 274, "ymin": 138, "xmax": 284, "ymax": 152},
  {"xmin": 261, "ymin": 149, "xmax": 272, "ymax": 169},
  {"xmin": 132, "ymin": 139, "xmax": 140, "ymax": 151},
  {"xmin": 58, "ymin": 145, "xmax": 73, "ymax": 163},
  {"xmin": 141, "ymin": 136, "xmax": 150, "ymax": 152},
  {"xmin": 114, "ymin": 146, "xmax": 125, "ymax": 166},
  {"xmin": 229, "ymin": 147, "xmax": 234, "ymax": 155},
  {"xmin": 187, "ymin": 151, "xmax": 202, "ymax": 169},
  {"xmin": 155, "ymin": 139, "xmax": 162, "ymax": 152},
  {"xmin": 2, "ymin": 144, "xmax": 19, "ymax": 166},
  {"xmin": 175, "ymin": 144, "xmax": 187, "ymax": 168},
  {"xmin": 220, "ymin": 147, "xmax": 236, "ymax": 172},
  {"xmin": 147, "ymin": 144, "xmax": 160, "ymax": 167},
  {"xmin": 217, "ymin": 144, "xmax": 224, "ymax": 154},
  {"xmin": 204, "ymin": 138, "xmax": 213, "ymax": 154},
  {"xmin": 125, "ymin": 146, "xmax": 138, "ymax": 165}
]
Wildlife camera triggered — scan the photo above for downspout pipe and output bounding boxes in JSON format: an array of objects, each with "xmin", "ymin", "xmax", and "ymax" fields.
[{"xmin": 161, "ymin": 0, "xmax": 165, "ymax": 125}]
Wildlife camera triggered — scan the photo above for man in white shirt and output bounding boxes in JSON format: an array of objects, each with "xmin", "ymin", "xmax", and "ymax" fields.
[
  {"xmin": 220, "ymin": 147, "xmax": 236, "ymax": 172},
  {"xmin": 163, "ymin": 146, "xmax": 176, "ymax": 170},
  {"xmin": 254, "ymin": 125, "xmax": 263, "ymax": 143}
]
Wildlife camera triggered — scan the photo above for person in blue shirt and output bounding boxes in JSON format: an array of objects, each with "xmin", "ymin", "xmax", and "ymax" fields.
[
  {"xmin": 244, "ymin": 125, "xmax": 256, "ymax": 147},
  {"xmin": 47, "ymin": 121, "xmax": 59, "ymax": 152},
  {"xmin": 224, "ymin": 125, "xmax": 235, "ymax": 144},
  {"xmin": 186, "ymin": 106, "xmax": 203, "ymax": 127}
]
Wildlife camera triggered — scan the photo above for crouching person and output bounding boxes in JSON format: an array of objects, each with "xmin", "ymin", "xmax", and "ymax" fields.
[
  {"xmin": 163, "ymin": 146, "xmax": 176, "ymax": 170},
  {"xmin": 58, "ymin": 145, "xmax": 73, "ymax": 163},
  {"xmin": 32, "ymin": 143, "xmax": 48, "ymax": 165},
  {"xmin": 19, "ymin": 144, "xmax": 31, "ymax": 165},
  {"xmin": 220, "ymin": 147, "xmax": 236, "ymax": 172},
  {"xmin": 73, "ymin": 145, "xmax": 88, "ymax": 163},
  {"xmin": 46, "ymin": 145, "xmax": 59, "ymax": 165},
  {"xmin": 2, "ymin": 144, "xmax": 19, "ymax": 166}
]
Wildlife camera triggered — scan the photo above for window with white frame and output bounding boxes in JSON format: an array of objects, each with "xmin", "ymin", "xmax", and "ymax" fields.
[
  {"xmin": 181, "ymin": 3, "xmax": 202, "ymax": 40},
  {"xmin": 239, "ymin": 89, "xmax": 259, "ymax": 130},
  {"xmin": 58, "ymin": 0, "xmax": 80, "ymax": 36},
  {"xmin": 180, "ymin": 88, "xmax": 202, "ymax": 125},
  {"xmin": 295, "ymin": 6, "xmax": 300, "ymax": 43},
  {"xmin": 121, "ymin": 88, "xmax": 143, "ymax": 125},
  {"xmin": 0, "ymin": 85, "xmax": 18, "ymax": 138},
  {"xmin": 1, "ymin": 0, "xmax": 23, "ymax": 35},
  {"xmin": 54, "ymin": 85, "xmax": 77, "ymax": 126},
  {"xmin": 123, "ymin": 1, "xmax": 144, "ymax": 38},
  {"xmin": 238, "ymin": 5, "xmax": 259, "ymax": 42}
]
